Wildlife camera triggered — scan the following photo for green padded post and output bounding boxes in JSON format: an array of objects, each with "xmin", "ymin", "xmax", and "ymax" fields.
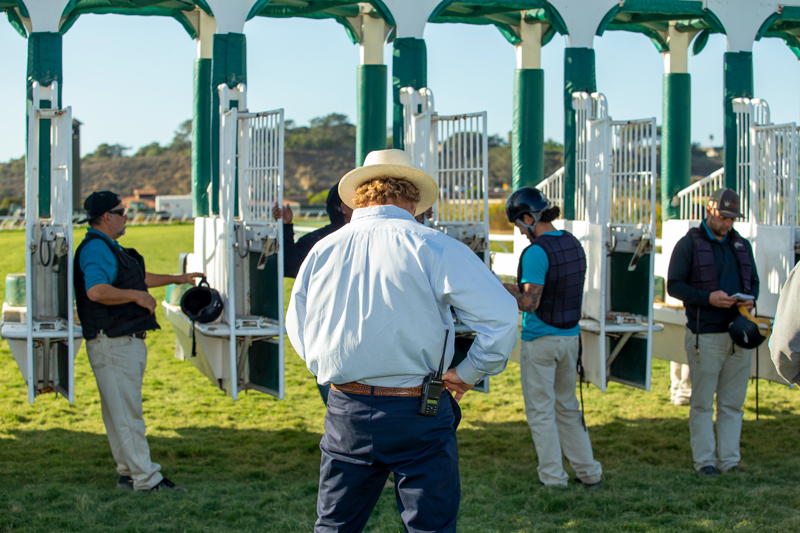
[
  {"xmin": 563, "ymin": 48, "xmax": 596, "ymax": 220},
  {"xmin": 192, "ymin": 58, "xmax": 212, "ymax": 217},
  {"xmin": 723, "ymin": 52, "xmax": 753, "ymax": 191},
  {"xmin": 661, "ymin": 73, "xmax": 692, "ymax": 221},
  {"xmin": 392, "ymin": 38, "xmax": 427, "ymax": 151},
  {"xmin": 210, "ymin": 33, "xmax": 247, "ymax": 215},
  {"xmin": 512, "ymin": 68, "xmax": 544, "ymax": 190},
  {"xmin": 356, "ymin": 64, "xmax": 387, "ymax": 167},
  {"xmin": 27, "ymin": 33, "xmax": 63, "ymax": 219}
]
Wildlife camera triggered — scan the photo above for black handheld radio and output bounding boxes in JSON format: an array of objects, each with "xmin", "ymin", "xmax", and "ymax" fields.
[{"xmin": 418, "ymin": 330, "xmax": 449, "ymax": 417}]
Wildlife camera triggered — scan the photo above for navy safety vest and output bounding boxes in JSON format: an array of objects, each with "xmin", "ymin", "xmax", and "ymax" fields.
[
  {"xmin": 517, "ymin": 231, "xmax": 586, "ymax": 329},
  {"xmin": 688, "ymin": 227, "xmax": 753, "ymax": 295},
  {"xmin": 74, "ymin": 233, "xmax": 160, "ymax": 340}
]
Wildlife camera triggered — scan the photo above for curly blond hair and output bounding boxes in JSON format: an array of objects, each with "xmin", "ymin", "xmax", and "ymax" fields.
[{"xmin": 353, "ymin": 177, "xmax": 420, "ymax": 208}]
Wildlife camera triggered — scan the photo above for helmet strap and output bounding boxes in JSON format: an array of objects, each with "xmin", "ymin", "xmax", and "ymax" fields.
[{"xmin": 519, "ymin": 211, "xmax": 544, "ymax": 240}]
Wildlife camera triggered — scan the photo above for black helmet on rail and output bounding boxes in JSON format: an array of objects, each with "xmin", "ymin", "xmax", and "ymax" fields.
[
  {"xmin": 506, "ymin": 186, "xmax": 552, "ymax": 236},
  {"xmin": 180, "ymin": 277, "xmax": 223, "ymax": 324}
]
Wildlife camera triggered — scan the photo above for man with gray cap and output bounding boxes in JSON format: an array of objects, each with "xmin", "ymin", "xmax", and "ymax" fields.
[
  {"xmin": 74, "ymin": 191, "xmax": 203, "ymax": 491},
  {"xmin": 286, "ymin": 149, "xmax": 518, "ymax": 532},
  {"xmin": 667, "ymin": 188, "xmax": 759, "ymax": 476}
]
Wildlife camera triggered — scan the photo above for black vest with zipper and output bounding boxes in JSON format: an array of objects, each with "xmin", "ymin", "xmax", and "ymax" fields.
[
  {"xmin": 517, "ymin": 231, "xmax": 586, "ymax": 329},
  {"xmin": 688, "ymin": 227, "xmax": 753, "ymax": 295},
  {"xmin": 74, "ymin": 233, "xmax": 160, "ymax": 340}
]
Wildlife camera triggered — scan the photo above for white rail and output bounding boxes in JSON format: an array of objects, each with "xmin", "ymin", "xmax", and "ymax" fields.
[
  {"xmin": 537, "ymin": 167, "xmax": 564, "ymax": 211},
  {"xmin": 677, "ymin": 168, "xmax": 724, "ymax": 220}
]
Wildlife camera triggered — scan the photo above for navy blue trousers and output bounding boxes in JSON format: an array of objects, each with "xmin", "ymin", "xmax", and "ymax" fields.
[{"xmin": 316, "ymin": 389, "xmax": 462, "ymax": 533}]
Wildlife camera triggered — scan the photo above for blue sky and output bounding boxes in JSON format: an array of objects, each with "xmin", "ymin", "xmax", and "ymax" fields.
[{"xmin": 1, "ymin": 13, "xmax": 799, "ymax": 164}]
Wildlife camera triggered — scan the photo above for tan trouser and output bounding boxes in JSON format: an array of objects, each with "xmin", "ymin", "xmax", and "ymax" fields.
[
  {"xmin": 684, "ymin": 329, "xmax": 752, "ymax": 472},
  {"xmin": 86, "ymin": 333, "xmax": 163, "ymax": 490},
  {"xmin": 670, "ymin": 362, "xmax": 692, "ymax": 404},
  {"xmin": 520, "ymin": 336, "xmax": 602, "ymax": 487}
]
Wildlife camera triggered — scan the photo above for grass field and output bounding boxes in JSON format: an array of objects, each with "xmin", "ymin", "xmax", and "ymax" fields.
[{"xmin": 2, "ymin": 225, "xmax": 800, "ymax": 532}]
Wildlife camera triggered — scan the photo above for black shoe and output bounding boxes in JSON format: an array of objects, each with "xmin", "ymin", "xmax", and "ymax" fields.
[
  {"xmin": 145, "ymin": 477, "xmax": 187, "ymax": 492},
  {"xmin": 116, "ymin": 475, "xmax": 133, "ymax": 490},
  {"xmin": 575, "ymin": 477, "xmax": 603, "ymax": 489},
  {"xmin": 697, "ymin": 466, "xmax": 719, "ymax": 477},
  {"xmin": 725, "ymin": 465, "xmax": 745, "ymax": 473}
]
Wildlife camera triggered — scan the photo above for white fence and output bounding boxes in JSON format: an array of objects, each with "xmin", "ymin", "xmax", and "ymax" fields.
[
  {"xmin": 678, "ymin": 168, "xmax": 725, "ymax": 220},
  {"xmin": 538, "ymin": 167, "xmax": 564, "ymax": 211}
]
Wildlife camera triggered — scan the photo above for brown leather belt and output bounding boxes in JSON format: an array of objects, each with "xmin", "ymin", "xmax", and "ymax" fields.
[{"xmin": 331, "ymin": 382, "xmax": 422, "ymax": 397}]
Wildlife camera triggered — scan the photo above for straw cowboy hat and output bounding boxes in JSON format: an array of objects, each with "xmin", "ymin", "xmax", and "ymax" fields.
[{"xmin": 338, "ymin": 149, "xmax": 438, "ymax": 216}]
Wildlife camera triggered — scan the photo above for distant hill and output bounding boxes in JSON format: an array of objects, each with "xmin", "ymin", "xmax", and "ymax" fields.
[{"xmin": 0, "ymin": 113, "xmax": 724, "ymax": 212}]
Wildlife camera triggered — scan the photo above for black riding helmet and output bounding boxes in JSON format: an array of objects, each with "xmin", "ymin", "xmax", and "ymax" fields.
[
  {"xmin": 728, "ymin": 307, "xmax": 769, "ymax": 349},
  {"xmin": 180, "ymin": 277, "xmax": 223, "ymax": 323},
  {"xmin": 505, "ymin": 186, "xmax": 552, "ymax": 236}
]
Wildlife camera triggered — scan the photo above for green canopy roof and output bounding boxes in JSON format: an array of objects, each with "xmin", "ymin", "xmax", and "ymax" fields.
[{"xmin": 3, "ymin": 0, "xmax": 800, "ymax": 59}]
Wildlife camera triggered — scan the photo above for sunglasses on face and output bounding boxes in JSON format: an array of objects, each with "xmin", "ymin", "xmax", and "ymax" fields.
[{"xmin": 108, "ymin": 208, "xmax": 126, "ymax": 217}]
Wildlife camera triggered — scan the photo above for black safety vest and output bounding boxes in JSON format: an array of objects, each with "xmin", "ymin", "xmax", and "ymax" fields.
[
  {"xmin": 74, "ymin": 233, "xmax": 160, "ymax": 340},
  {"xmin": 517, "ymin": 231, "xmax": 586, "ymax": 329},
  {"xmin": 688, "ymin": 227, "xmax": 753, "ymax": 295}
]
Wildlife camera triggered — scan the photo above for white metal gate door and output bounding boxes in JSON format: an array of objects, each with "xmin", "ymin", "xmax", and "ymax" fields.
[
  {"xmin": 401, "ymin": 87, "xmax": 492, "ymax": 393},
  {"xmin": 573, "ymin": 92, "xmax": 658, "ymax": 392},
  {"xmin": 213, "ymin": 84, "xmax": 286, "ymax": 400},
  {"xmin": 237, "ymin": 105, "xmax": 285, "ymax": 399},
  {"xmin": 575, "ymin": 92, "xmax": 610, "ymax": 391},
  {"xmin": 733, "ymin": 97, "xmax": 799, "ymax": 319},
  {"xmin": 23, "ymin": 81, "xmax": 76, "ymax": 403},
  {"xmin": 432, "ymin": 111, "xmax": 490, "ymax": 264}
]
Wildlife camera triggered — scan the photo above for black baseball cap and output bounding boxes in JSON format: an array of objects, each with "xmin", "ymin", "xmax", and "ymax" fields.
[
  {"xmin": 708, "ymin": 188, "xmax": 744, "ymax": 218},
  {"xmin": 78, "ymin": 191, "xmax": 122, "ymax": 224}
]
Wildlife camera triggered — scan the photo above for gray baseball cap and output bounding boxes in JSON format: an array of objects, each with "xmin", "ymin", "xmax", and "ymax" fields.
[{"xmin": 708, "ymin": 188, "xmax": 744, "ymax": 218}]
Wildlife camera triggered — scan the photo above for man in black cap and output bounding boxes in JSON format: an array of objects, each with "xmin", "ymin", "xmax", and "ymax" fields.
[
  {"xmin": 273, "ymin": 183, "xmax": 353, "ymax": 405},
  {"xmin": 667, "ymin": 188, "xmax": 759, "ymax": 477},
  {"xmin": 74, "ymin": 191, "xmax": 203, "ymax": 491}
]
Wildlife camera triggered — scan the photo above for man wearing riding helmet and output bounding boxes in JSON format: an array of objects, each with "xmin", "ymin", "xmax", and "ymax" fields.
[{"xmin": 503, "ymin": 186, "xmax": 602, "ymax": 489}]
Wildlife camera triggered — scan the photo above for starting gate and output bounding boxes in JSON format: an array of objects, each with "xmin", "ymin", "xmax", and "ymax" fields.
[
  {"xmin": 163, "ymin": 83, "xmax": 286, "ymax": 400},
  {"xmin": 570, "ymin": 92, "xmax": 660, "ymax": 392},
  {"xmin": 0, "ymin": 82, "xmax": 80, "ymax": 403},
  {"xmin": 665, "ymin": 96, "xmax": 797, "ymax": 385},
  {"xmin": 401, "ymin": 87, "xmax": 491, "ymax": 391}
]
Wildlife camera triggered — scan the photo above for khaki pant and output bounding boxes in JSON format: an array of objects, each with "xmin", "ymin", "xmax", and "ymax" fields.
[
  {"xmin": 684, "ymin": 329, "xmax": 752, "ymax": 472},
  {"xmin": 520, "ymin": 336, "xmax": 602, "ymax": 487},
  {"xmin": 670, "ymin": 362, "xmax": 692, "ymax": 405},
  {"xmin": 86, "ymin": 333, "xmax": 163, "ymax": 490}
]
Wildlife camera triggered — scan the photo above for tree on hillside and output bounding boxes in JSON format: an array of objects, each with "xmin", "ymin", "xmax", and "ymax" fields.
[
  {"xmin": 87, "ymin": 143, "xmax": 130, "ymax": 159},
  {"xmin": 285, "ymin": 113, "xmax": 355, "ymax": 150},
  {"xmin": 135, "ymin": 142, "xmax": 167, "ymax": 157},
  {"xmin": 169, "ymin": 120, "xmax": 192, "ymax": 156}
]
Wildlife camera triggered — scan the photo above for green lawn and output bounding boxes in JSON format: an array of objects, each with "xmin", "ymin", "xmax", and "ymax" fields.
[{"xmin": 1, "ymin": 225, "xmax": 800, "ymax": 532}]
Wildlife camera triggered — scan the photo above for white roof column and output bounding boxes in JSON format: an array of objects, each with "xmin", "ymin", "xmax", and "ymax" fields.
[
  {"xmin": 511, "ymin": 17, "xmax": 547, "ymax": 189},
  {"xmin": 379, "ymin": 0, "xmax": 439, "ymax": 150},
  {"xmin": 547, "ymin": 0, "xmax": 617, "ymax": 220},
  {"xmin": 706, "ymin": 0, "xmax": 778, "ymax": 191},
  {"xmin": 188, "ymin": 9, "xmax": 217, "ymax": 217},
  {"xmin": 22, "ymin": 0, "xmax": 70, "ymax": 217},
  {"xmin": 348, "ymin": 5, "xmax": 390, "ymax": 166},
  {"xmin": 203, "ymin": 0, "xmax": 259, "ymax": 215},
  {"xmin": 661, "ymin": 22, "xmax": 695, "ymax": 221}
]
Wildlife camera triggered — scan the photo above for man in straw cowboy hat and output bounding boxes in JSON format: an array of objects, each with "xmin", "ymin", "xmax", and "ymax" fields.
[{"xmin": 286, "ymin": 149, "xmax": 518, "ymax": 532}]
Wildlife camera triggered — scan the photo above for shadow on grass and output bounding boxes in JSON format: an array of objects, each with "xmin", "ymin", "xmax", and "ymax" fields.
[{"xmin": 3, "ymin": 414, "xmax": 800, "ymax": 532}]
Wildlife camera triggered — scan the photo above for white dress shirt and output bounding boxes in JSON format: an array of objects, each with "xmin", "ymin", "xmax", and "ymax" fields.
[{"xmin": 286, "ymin": 205, "xmax": 519, "ymax": 388}]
